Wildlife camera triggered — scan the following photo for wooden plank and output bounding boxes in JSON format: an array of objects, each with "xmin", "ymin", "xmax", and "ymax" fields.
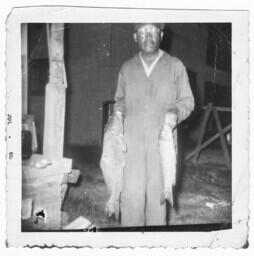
[
  {"xmin": 43, "ymin": 23, "xmax": 66, "ymax": 160},
  {"xmin": 212, "ymin": 108, "xmax": 231, "ymax": 169},
  {"xmin": 185, "ymin": 124, "xmax": 231, "ymax": 161},
  {"xmin": 193, "ymin": 103, "xmax": 213, "ymax": 164},
  {"xmin": 202, "ymin": 106, "xmax": 231, "ymax": 112}
]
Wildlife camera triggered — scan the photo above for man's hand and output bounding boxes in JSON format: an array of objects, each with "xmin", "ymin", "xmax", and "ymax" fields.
[
  {"xmin": 164, "ymin": 110, "xmax": 178, "ymax": 129},
  {"xmin": 159, "ymin": 111, "xmax": 177, "ymax": 140}
]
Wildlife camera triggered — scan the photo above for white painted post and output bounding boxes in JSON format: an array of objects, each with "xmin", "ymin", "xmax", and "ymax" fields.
[{"xmin": 43, "ymin": 23, "xmax": 67, "ymax": 160}]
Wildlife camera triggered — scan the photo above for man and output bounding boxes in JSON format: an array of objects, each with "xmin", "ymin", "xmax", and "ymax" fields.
[{"xmin": 113, "ymin": 23, "xmax": 194, "ymax": 226}]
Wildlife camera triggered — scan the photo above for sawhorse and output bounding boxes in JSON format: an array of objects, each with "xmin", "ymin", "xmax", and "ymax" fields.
[{"xmin": 185, "ymin": 103, "xmax": 231, "ymax": 169}]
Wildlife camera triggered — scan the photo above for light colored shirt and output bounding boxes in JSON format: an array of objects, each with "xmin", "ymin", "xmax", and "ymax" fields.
[{"xmin": 139, "ymin": 49, "xmax": 163, "ymax": 77}]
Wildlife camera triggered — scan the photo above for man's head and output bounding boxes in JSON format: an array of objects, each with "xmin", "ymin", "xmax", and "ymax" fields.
[{"xmin": 133, "ymin": 23, "xmax": 164, "ymax": 56}]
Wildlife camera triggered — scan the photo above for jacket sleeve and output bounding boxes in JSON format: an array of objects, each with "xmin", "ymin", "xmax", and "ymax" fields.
[
  {"xmin": 174, "ymin": 62, "xmax": 195, "ymax": 123},
  {"xmin": 114, "ymin": 68, "xmax": 126, "ymax": 115}
]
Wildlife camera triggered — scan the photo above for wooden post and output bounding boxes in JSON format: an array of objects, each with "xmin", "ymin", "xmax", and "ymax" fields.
[
  {"xmin": 193, "ymin": 102, "xmax": 213, "ymax": 164},
  {"xmin": 212, "ymin": 107, "xmax": 231, "ymax": 169},
  {"xmin": 43, "ymin": 24, "xmax": 67, "ymax": 160},
  {"xmin": 185, "ymin": 103, "xmax": 231, "ymax": 169}
]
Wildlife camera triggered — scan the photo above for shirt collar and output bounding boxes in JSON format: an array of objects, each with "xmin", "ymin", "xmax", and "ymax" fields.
[
  {"xmin": 139, "ymin": 49, "xmax": 164, "ymax": 77},
  {"xmin": 139, "ymin": 49, "xmax": 163, "ymax": 64},
  {"xmin": 135, "ymin": 49, "xmax": 168, "ymax": 67}
]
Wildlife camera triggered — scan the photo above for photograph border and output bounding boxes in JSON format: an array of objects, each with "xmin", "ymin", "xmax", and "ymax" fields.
[{"xmin": 5, "ymin": 6, "xmax": 249, "ymax": 248}]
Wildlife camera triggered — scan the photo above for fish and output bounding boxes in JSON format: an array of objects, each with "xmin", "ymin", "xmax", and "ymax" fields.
[
  {"xmin": 159, "ymin": 112, "xmax": 177, "ymax": 207},
  {"xmin": 100, "ymin": 112, "xmax": 126, "ymax": 220}
]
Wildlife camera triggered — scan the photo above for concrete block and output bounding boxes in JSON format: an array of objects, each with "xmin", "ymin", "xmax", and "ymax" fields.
[
  {"xmin": 62, "ymin": 169, "xmax": 80, "ymax": 184},
  {"xmin": 22, "ymin": 154, "xmax": 72, "ymax": 181}
]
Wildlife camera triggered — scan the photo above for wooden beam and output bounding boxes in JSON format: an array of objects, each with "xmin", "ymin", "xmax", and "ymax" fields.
[
  {"xmin": 193, "ymin": 103, "xmax": 213, "ymax": 164},
  {"xmin": 185, "ymin": 124, "xmax": 231, "ymax": 161},
  {"xmin": 43, "ymin": 24, "xmax": 66, "ymax": 160},
  {"xmin": 202, "ymin": 106, "xmax": 231, "ymax": 112},
  {"xmin": 212, "ymin": 107, "xmax": 231, "ymax": 169}
]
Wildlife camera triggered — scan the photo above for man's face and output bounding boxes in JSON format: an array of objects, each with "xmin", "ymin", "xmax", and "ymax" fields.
[{"xmin": 134, "ymin": 24, "xmax": 163, "ymax": 55}]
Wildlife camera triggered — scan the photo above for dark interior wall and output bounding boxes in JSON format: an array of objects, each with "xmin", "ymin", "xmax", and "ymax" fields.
[
  {"xmin": 162, "ymin": 24, "xmax": 231, "ymax": 105},
  {"xmin": 65, "ymin": 24, "xmax": 136, "ymax": 146},
  {"xmin": 161, "ymin": 24, "xmax": 208, "ymax": 107},
  {"xmin": 163, "ymin": 24, "xmax": 208, "ymax": 70}
]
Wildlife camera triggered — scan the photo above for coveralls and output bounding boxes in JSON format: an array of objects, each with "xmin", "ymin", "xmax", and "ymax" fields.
[{"xmin": 114, "ymin": 50, "xmax": 194, "ymax": 226}]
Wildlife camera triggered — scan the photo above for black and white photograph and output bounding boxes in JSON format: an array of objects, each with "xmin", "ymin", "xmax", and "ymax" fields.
[
  {"xmin": 5, "ymin": 7, "xmax": 249, "ymax": 248},
  {"xmin": 21, "ymin": 21, "xmax": 232, "ymax": 230}
]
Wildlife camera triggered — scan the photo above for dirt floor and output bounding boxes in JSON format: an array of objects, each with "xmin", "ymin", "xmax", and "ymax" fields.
[{"xmin": 61, "ymin": 145, "xmax": 231, "ymax": 228}]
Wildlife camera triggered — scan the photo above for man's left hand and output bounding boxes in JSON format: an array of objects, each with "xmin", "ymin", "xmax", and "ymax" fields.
[{"xmin": 164, "ymin": 110, "xmax": 178, "ymax": 129}]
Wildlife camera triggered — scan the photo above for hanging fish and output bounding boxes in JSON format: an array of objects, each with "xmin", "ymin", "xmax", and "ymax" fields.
[
  {"xmin": 159, "ymin": 112, "xmax": 177, "ymax": 207},
  {"xmin": 100, "ymin": 112, "xmax": 126, "ymax": 220}
]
